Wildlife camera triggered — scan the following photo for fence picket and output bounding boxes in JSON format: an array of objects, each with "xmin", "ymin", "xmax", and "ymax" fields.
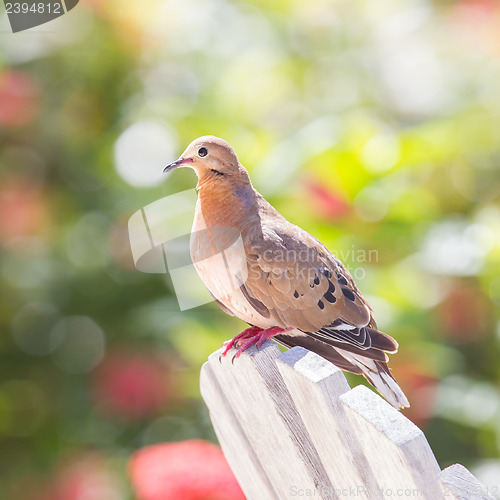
[{"xmin": 200, "ymin": 341, "xmax": 494, "ymax": 500}]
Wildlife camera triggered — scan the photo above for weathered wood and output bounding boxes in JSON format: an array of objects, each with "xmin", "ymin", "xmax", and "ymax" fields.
[
  {"xmin": 200, "ymin": 362, "xmax": 276, "ymax": 499},
  {"xmin": 201, "ymin": 342, "xmax": 334, "ymax": 499},
  {"xmin": 340, "ymin": 386, "xmax": 442, "ymax": 498},
  {"xmin": 200, "ymin": 341, "xmax": 494, "ymax": 500},
  {"xmin": 440, "ymin": 464, "xmax": 494, "ymax": 500},
  {"xmin": 276, "ymin": 347, "xmax": 381, "ymax": 499}
]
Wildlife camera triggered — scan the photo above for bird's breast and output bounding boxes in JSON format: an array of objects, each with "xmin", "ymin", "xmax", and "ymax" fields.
[{"xmin": 190, "ymin": 202, "xmax": 275, "ymax": 328}]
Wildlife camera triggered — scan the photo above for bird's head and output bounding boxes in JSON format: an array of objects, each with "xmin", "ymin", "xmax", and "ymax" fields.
[{"xmin": 163, "ymin": 136, "xmax": 245, "ymax": 183}]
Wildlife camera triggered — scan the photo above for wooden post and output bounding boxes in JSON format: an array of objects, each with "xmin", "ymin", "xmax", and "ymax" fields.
[{"xmin": 200, "ymin": 341, "xmax": 493, "ymax": 500}]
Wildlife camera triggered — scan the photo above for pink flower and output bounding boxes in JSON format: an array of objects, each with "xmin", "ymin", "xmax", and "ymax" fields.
[
  {"xmin": 448, "ymin": 0, "xmax": 500, "ymax": 55},
  {"xmin": 305, "ymin": 178, "xmax": 349, "ymax": 220},
  {"xmin": 0, "ymin": 177, "xmax": 49, "ymax": 246},
  {"xmin": 93, "ymin": 350, "xmax": 171, "ymax": 420},
  {"xmin": 129, "ymin": 440, "xmax": 245, "ymax": 500},
  {"xmin": 452, "ymin": 0, "xmax": 499, "ymax": 21},
  {"xmin": 38, "ymin": 454, "xmax": 123, "ymax": 500},
  {"xmin": 0, "ymin": 70, "xmax": 40, "ymax": 127}
]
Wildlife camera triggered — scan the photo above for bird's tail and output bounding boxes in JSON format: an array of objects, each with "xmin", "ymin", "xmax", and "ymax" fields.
[
  {"xmin": 274, "ymin": 332, "xmax": 410, "ymax": 409},
  {"xmin": 337, "ymin": 350, "xmax": 409, "ymax": 409}
]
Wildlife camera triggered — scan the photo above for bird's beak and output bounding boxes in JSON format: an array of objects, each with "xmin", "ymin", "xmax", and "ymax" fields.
[{"xmin": 163, "ymin": 157, "xmax": 193, "ymax": 173}]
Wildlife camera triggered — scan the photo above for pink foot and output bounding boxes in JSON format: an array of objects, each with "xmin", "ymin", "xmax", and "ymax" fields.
[
  {"xmin": 221, "ymin": 326, "xmax": 261, "ymax": 357},
  {"xmin": 221, "ymin": 326, "xmax": 292, "ymax": 360}
]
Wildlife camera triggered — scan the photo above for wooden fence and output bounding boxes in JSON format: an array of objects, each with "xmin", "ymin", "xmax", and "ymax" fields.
[{"xmin": 200, "ymin": 340, "xmax": 494, "ymax": 500}]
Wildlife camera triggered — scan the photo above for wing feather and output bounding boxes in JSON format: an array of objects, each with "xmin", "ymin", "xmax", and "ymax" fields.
[{"xmin": 235, "ymin": 217, "xmax": 400, "ymax": 358}]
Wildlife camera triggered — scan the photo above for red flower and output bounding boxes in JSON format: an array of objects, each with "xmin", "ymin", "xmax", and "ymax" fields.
[
  {"xmin": 452, "ymin": 0, "xmax": 499, "ymax": 21},
  {"xmin": 93, "ymin": 351, "xmax": 171, "ymax": 420},
  {"xmin": 129, "ymin": 440, "xmax": 245, "ymax": 500},
  {"xmin": 448, "ymin": 0, "xmax": 500, "ymax": 55},
  {"xmin": 390, "ymin": 361, "xmax": 437, "ymax": 428},
  {"xmin": 0, "ymin": 70, "xmax": 40, "ymax": 127},
  {"xmin": 437, "ymin": 285, "xmax": 492, "ymax": 343},
  {"xmin": 305, "ymin": 178, "xmax": 349, "ymax": 220},
  {"xmin": 0, "ymin": 177, "xmax": 49, "ymax": 246}
]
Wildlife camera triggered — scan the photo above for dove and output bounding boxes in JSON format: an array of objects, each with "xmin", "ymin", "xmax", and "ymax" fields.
[{"xmin": 163, "ymin": 136, "xmax": 409, "ymax": 409}]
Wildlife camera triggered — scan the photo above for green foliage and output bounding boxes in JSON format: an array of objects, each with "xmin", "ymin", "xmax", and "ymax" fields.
[{"xmin": 1, "ymin": 0, "xmax": 500, "ymax": 497}]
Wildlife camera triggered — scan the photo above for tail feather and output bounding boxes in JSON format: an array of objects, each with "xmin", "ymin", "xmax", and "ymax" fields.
[
  {"xmin": 335, "ymin": 350, "xmax": 410, "ymax": 409},
  {"xmin": 365, "ymin": 327, "xmax": 399, "ymax": 353},
  {"xmin": 275, "ymin": 333, "xmax": 364, "ymax": 374},
  {"xmin": 274, "ymin": 331, "xmax": 410, "ymax": 410}
]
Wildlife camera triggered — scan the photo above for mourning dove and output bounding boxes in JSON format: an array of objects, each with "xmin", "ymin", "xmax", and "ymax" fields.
[{"xmin": 163, "ymin": 136, "xmax": 409, "ymax": 409}]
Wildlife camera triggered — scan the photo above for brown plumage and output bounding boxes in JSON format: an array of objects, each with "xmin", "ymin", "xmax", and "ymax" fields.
[{"xmin": 163, "ymin": 136, "xmax": 409, "ymax": 409}]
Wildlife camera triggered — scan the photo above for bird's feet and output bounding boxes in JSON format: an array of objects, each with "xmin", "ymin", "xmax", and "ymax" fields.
[{"xmin": 220, "ymin": 326, "xmax": 292, "ymax": 361}]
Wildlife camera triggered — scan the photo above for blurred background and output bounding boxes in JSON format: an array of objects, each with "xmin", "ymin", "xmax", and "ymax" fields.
[{"xmin": 1, "ymin": 0, "xmax": 500, "ymax": 498}]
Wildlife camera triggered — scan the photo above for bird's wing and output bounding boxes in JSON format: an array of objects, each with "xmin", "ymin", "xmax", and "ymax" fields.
[{"xmin": 241, "ymin": 221, "xmax": 398, "ymax": 354}]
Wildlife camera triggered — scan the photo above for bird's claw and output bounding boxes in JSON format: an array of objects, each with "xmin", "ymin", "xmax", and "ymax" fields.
[{"xmin": 219, "ymin": 326, "xmax": 292, "ymax": 363}]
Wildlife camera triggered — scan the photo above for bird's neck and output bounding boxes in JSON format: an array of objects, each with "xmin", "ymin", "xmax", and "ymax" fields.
[{"xmin": 195, "ymin": 176, "xmax": 258, "ymax": 230}]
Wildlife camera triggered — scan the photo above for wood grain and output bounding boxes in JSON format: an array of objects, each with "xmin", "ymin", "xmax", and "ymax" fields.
[{"xmin": 200, "ymin": 341, "xmax": 494, "ymax": 500}]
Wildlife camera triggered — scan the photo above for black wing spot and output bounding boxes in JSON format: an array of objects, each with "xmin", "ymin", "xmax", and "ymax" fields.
[
  {"xmin": 323, "ymin": 268, "xmax": 332, "ymax": 279},
  {"xmin": 337, "ymin": 274, "xmax": 348, "ymax": 286},
  {"xmin": 293, "ymin": 290, "xmax": 299, "ymax": 298},
  {"xmin": 323, "ymin": 280, "xmax": 336, "ymax": 303},
  {"xmin": 342, "ymin": 288, "xmax": 355, "ymax": 301},
  {"xmin": 313, "ymin": 275, "xmax": 320, "ymax": 285},
  {"xmin": 318, "ymin": 300, "xmax": 325, "ymax": 310}
]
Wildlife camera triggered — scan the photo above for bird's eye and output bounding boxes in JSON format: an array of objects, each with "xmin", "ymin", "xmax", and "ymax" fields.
[{"xmin": 198, "ymin": 147, "xmax": 208, "ymax": 157}]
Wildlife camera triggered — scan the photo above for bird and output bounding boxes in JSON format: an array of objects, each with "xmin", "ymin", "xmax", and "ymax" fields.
[{"xmin": 163, "ymin": 136, "xmax": 409, "ymax": 409}]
